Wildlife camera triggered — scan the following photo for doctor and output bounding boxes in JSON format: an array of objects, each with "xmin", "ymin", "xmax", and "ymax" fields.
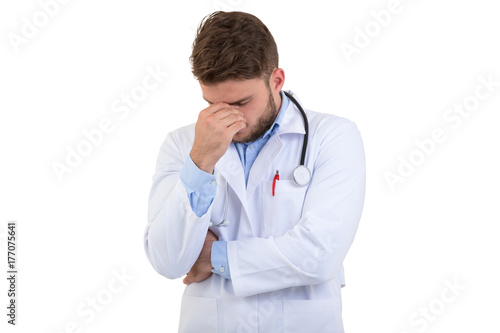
[{"xmin": 144, "ymin": 11, "xmax": 366, "ymax": 333}]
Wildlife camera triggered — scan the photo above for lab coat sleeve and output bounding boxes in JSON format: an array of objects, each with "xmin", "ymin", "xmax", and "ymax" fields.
[
  {"xmin": 180, "ymin": 154, "xmax": 217, "ymax": 217},
  {"xmin": 143, "ymin": 130, "xmax": 213, "ymax": 279},
  {"xmin": 227, "ymin": 120, "xmax": 366, "ymax": 297}
]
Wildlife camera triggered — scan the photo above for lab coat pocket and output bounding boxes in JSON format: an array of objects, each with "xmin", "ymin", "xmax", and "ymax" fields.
[
  {"xmin": 263, "ymin": 180, "xmax": 307, "ymax": 237},
  {"xmin": 283, "ymin": 298, "xmax": 343, "ymax": 333},
  {"xmin": 178, "ymin": 295, "xmax": 218, "ymax": 333}
]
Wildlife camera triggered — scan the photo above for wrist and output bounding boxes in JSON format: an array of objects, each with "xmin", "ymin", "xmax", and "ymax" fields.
[{"xmin": 190, "ymin": 150, "xmax": 215, "ymax": 174}]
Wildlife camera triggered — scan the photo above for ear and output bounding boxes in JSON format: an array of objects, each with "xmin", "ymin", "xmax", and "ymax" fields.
[{"xmin": 269, "ymin": 68, "xmax": 285, "ymax": 93}]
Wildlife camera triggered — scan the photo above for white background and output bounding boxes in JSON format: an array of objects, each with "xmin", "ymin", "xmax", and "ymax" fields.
[{"xmin": 1, "ymin": 0, "xmax": 499, "ymax": 332}]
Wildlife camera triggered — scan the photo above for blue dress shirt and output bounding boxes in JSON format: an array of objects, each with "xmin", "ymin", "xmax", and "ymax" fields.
[
  {"xmin": 180, "ymin": 91, "xmax": 290, "ymax": 280},
  {"xmin": 233, "ymin": 91, "xmax": 289, "ymax": 185}
]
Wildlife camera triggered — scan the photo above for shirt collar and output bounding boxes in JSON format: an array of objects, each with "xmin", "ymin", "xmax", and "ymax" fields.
[{"xmin": 271, "ymin": 90, "xmax": 289, "ymax": 134}]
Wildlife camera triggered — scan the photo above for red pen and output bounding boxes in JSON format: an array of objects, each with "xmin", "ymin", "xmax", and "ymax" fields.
[{"xmin": 272, "ymin": 170, "xmax": 279, "ymax": 196}]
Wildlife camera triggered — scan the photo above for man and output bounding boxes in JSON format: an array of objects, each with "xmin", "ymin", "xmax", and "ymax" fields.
[{"xmin": 144, "ymin": 11, "xmax": 365, "ymax": 333}]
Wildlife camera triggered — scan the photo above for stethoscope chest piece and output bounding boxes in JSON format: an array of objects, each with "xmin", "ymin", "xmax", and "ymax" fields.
[{"xmin": 293, "ymin": 165, "xmax": 311, "ymax": 186}]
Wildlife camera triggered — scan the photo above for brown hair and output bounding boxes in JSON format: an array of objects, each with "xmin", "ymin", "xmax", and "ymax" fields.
[{"xmin": 190, "ymin": 11, "xmax": 279, "ymax": 86}]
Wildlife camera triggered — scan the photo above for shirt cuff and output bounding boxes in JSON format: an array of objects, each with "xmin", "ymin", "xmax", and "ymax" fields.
[
  {"xmin": 211, "ymin": 241, "xmax": 231, "ymax": 280},
  {"xmin": 180, "ymin": 155, "xmax": 217, "ymax": 194}
]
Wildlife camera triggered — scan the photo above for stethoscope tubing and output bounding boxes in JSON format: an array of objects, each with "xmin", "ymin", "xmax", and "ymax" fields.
[
  {"xmin": 210, "ymin": 91, "xmax": 311, "ymax": 227},
  {"xmin": 284, "ymin": 91, "xmax": 309, "ymax": 167}
]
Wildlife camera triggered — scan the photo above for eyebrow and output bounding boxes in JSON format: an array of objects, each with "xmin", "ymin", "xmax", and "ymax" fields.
[{"xmin": 203, "ymin": 95, "xmax": 254, "ymax": 105}]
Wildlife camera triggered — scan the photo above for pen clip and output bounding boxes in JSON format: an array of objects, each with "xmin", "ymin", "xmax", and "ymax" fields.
[{"xmin": 272, "ymin": 170, "xmax": 279, "ymax": 196}]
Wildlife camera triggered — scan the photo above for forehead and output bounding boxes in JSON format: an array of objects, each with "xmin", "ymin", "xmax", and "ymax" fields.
[{"xmin": 200, "ymin": 78, "xmax": 266, "ymax": 104}]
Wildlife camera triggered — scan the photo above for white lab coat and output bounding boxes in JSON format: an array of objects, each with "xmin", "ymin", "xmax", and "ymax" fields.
[{"xmin": 144, "ymin": 90, "xmax": 366, "ymax": 333}]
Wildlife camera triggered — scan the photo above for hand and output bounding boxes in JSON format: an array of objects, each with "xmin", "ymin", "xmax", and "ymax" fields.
[
  {"xmin": 183, "ymin": 229, "xmax": 218, "ymax": 285},
  {"xmin": 190, "ymin": 102, "xmax": 247, "ymax": 174}
]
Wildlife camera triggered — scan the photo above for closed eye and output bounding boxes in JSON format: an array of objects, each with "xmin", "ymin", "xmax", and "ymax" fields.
[
  {"xmin": 207, "ymin": 101, "xmax": 249, "ymax": 107},
  {"xmin": 203, "ymin": 96, "xmax": 253, "ymax": 106},
  {"xmin": 233, "ymin": 102, "xmax": 248, "ymax": 107}
]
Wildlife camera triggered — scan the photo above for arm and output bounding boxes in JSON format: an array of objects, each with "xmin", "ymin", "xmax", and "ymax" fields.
[
  {"xmin": 143, "ymin": 102, "xmax": 246, "ymax": 279},
  {"xmin": 227, "ymin": 121, "xmax": 366, "ymax": 297},
  {"xmin": 180, "ymin": 156, "xmax": 231, "ymax": 282},
  {"xmin": 143, "ymin": 132, "xmax": 213, "ymax": 279}
]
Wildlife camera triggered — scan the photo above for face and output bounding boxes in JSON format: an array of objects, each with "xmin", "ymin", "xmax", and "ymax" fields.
[{"xmin": 200, "ymin": 77, "xmax": 280, "ymax": 144}]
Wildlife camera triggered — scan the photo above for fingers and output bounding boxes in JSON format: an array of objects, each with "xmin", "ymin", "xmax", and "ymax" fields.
[
  {"xmin": 201, "ymin": 101, "xmax": 233, "ymax": 115},
  {"xmin": 207, "ymin": 229, "xmax": 217, "ymax": 238},
  {"xmin": 183, "ymin": 272, "xmax": 192, "ymax": 284},
  {"xmin": 203, "ymin": 109, "xmax": 247, "ymax": 137},
  {"xmin": 227, "ymin": 119, "xmax": 247, "ymax": 134},
  {"xmin": 206, "ymin": 229, "xmax": 218, "ymax": 242},
  {"xmin": 201, "ymin": 102, "xmax": 243, "ymax": 121},
  {"xmin": 214, "ymin": 111, "xmax": 246, "ymax": 128},
  {"xmin": 205, "ymin": 106, "xmax": 245, "ymax": 125},
  {"xmin": 190, "ymin": 102, "xmax": 246, "ymax": 173}
]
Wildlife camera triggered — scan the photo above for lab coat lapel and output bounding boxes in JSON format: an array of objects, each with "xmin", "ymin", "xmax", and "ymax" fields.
[
  {"xmin": 215, "ymin": 144, "xmax": 247, "ymax": 208},
  {"xmin": 246, "ymin": 90, "xmax": 306, "ymax": 198}
]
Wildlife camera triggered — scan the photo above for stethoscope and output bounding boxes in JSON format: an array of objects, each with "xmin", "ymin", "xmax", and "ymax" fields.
[
  {"xmin": 211, "ymin": 91, "xmax": 311, "ymax": 227},
  {"xmin": 284, "ymin": 91, "xmax": 312, "ymax": 187}
]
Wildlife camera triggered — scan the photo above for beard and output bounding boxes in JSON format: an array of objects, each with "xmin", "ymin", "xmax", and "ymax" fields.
[{"xmin": 232, "ymin": 88, "xmax": 278, "ymax": 144}]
